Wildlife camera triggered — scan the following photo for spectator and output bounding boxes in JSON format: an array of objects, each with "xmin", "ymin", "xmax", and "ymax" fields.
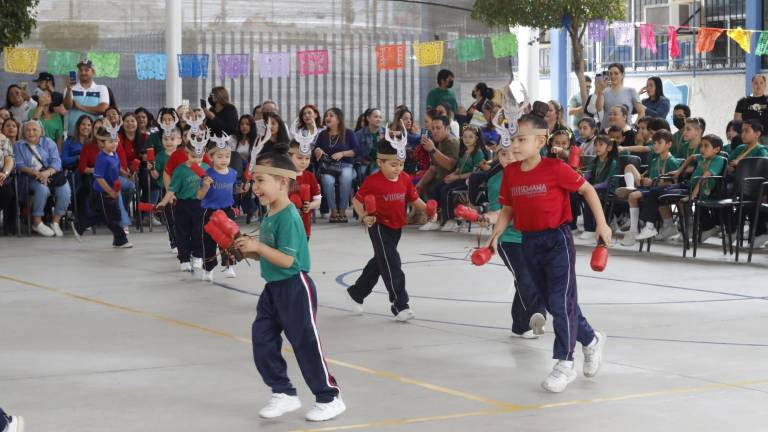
[
  {"xmin": 31, "ymin": 72, "xmax": 67, "ymax": 117},
  {"xmin": 416, "ymin": 115, "xmax": 459, "ymax": 231},
  {"xmin": 62, "ymin": 115, "xmax": 93, "ymax": 170},
  {"xmin": 134, "ymin": 107, "xmax": 156, "ymax": 135},
  {"xmin": 28, "ymin": 89, "xmax": 65, "ymax": 152},
  {"xmin": 479, "ymin": 100, "xmax": 500, "ymax": 146},
  {"xmin": 203, "ymin": 87, "xmax": 239, "ymax": 135},
  {"xmin": 426, "ymin": 69, "xmax": 458, "ymax": 112},
  {"xmin": 261, "ymin": 99, "xmax": 279, "ymax": 114},
  {"xmin": 118, "ymin": 112, "xmax": 148, "ymax": 170},
  {"xmin": 0, "ymin": 107, "xmax": 11, "ymax": 123},
  {"xmin": 641, "ymin": 76, "xmax": 670, "ymax": 119},
  {"xmin": 296, "ymin": 104, "xmax": 323, "ymax": 142},
  {"xmin": 546, "ymin": 100, "xmax": 571, "ymax": 134},
  {"xmin": 435, "ymin": 103, "xmax": 461, "ymax": 137},
  {"xmin": 603, "ymin": 105, "xmax": 636, "ymax": 148},
  {"xmin": 467, "ymin": 83, "xmax": 495, "ymax": 127},
  {"xmin": 671, "ymin": 104, "xmax": 691, "ymax": 156},
  {"xmin": 724, "ymin": 119, "xmax": 743, "ymax": 154},
  {"xmin": 63, "ymin": 59, "xmax": 110, "ymax": 135},
  {"xmin": 354, "ymin": 108, "xmax": 385, "ymax": 180},
  {"xmin": 313, "ymin": 107, "xmax": 359, "ymax": 223},
  {"xmin": 595, "ymin": 63, "xmax": 646, "ymax": 122},
  {"xmin": 252, "ymin": 104, "xmax": 263, "ymax": 119},
  {"xmin": 5, "ymin": 84, "xmax": 37, "ymax": 121},
  {"xmin": 734, "ymin": 74, "xmax": 768, "ymax": 144},
  {"xmin": 235, "ymin": 114, "xmax": 257, "ymax": 162},
  {"xmin": 260, "ymin": 112, "xmax": 290, "ymax": 155},
  {"xmin": 0, "ymin": 133, "xmax": 16, "ymax": 235},
  {"xmin": 568, "ymin": 76, "xmax": 593, "ymax": 129},
  {"xmin": 14, "ymin": 120, "xmax": 72, "ymax": 237},
  {"xmin": 1, "ymin": 118, "xmax": 20, "ymax": 144}
]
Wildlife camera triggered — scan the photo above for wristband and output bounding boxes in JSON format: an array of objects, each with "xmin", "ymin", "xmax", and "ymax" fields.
[{"xmin": 429, "ymin": 148, "xmax": 437, "ymax": 155}]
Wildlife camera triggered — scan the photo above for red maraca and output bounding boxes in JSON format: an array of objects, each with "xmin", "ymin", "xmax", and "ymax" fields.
[
  {"xmin": 364, "ymin": 195, "xmax": 377, "ymax": 215},
  {"xmin": 426, "ymin": 199, "xmax": 438, "ymax": 218},
  {"xmin": 113, "ymin": 179, "xmax": 121, "ymax": 192},
  {"xmin": 568, "ymin": 145, "xmax": 581, "ymax": 170},
  {"xmin": 137, "ymin": 202, "xmax": 155, "ymax": 213},
  {"xmin": 590, "ymin": 239, "xmax": 609, "ymax": 272},
  {"xmin": 232, "ymin": 207, "xmax": 241, "ymax": 218},
  {"xmin": 145, "ymin": 148, "xmax": 155, "ymax": 162},
  {"xmin": 455, "ymin": 204, "xmax": 480, "ymax": 222},
  {"xmin": 244, "ymin": 168, "xmax": 252, "ymax": 181},
  {"xmin": 300, "ymin": 184, "xmax": 311, "ymax": 203},
  {"xmin": 130, "ymin": 159, "xmax": 141, "ymax": 173},
  {"xmin": 471, "ymin": 247, "xmax": 493, "ymax": 266},
  {"xmin": 190, "ymin": 163, "xmax": 206, "ymax": 178}
]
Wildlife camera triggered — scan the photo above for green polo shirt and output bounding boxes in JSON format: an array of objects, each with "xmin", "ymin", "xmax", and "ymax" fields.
[
  {"xmin": 259, "ymin": 204, "xmax": 310, "ymax": 282},
  {"xmin": 692, "ymin": 155, "xmax": 726, "ymax": 198},
  {"xmin": 647, "ymin": 153, "xmax": 680, "ymax": 180},
  {"xmin": 729, "ymin": 144, "xmax": 768, "ymax": 160}
]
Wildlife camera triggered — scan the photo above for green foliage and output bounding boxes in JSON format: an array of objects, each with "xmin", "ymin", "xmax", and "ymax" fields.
[
  {"xmin": 0, "ymin": 0, "xmax": 40, "ymax": 49},
  {"xmin": 471, "ymin": 0, "xmax": 625, "ymax": 31},
  {"xmin": 39, "ymin": 22, "xmax": 100, "ymax": 52}
]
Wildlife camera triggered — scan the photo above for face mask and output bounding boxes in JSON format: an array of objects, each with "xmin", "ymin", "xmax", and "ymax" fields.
[
  {"xmin": 673, "ymin": 117, "xmax": 685, "ymax": 129},
  {"xmin": 447, "ymin": 80, "xmax": 454, "ymax": 89},
  {"xmin": 207, "ymin": 95, "xmax": 215, "ymax": 106}
]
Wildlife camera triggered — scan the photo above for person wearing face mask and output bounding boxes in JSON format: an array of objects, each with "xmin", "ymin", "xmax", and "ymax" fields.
[
  {"xmin": 670, "ymin": 104, "xmax": 691, "ymax": 157},
  {"xmin": 426, "ymin": 69, "xmax": 458, "ymax": 113},
  {"xmin": 467, "ymin": 83, "xmax": 495, "ymax": 127},
  {"xmin": 202, "ymin": 86, "xmax": 239, "ymax": 136}
]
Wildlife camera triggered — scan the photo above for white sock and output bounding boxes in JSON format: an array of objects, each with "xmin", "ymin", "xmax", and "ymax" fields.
[
  {"xmin": 629, "ymin": 208, "xmax": 640, "ymax": 234},
  {"xmin": 624, "ymin": 172, "xmax": 635, "ymax": 189},
  {"xmin": 559, "ymin": 360, "xmax": 575, "ymax": 368},
  {"xmin": 587, "ymin": 336, "xmax": 598, "ymax": 347},
  {"xmin": 663, "ymin": 218, "xmax": 673, "ymax": 227}
]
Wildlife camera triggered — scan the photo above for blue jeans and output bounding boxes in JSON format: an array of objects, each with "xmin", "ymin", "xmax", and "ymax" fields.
[
  {"xmin": 320, "ymin": 163, "xmax": 354, "ymax": 211},
  {"xmin": 118, "ymin": 176, "xmax": 135, "ymax": 227},
  {"xmin": 28, "ymin": 179, "xmax": 72, "ymax": 217}
]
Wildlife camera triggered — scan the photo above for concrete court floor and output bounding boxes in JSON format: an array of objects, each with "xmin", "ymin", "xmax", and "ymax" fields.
[{"xmin": 1, "ymin": 221, "xmax": 767, "ymax": 432}]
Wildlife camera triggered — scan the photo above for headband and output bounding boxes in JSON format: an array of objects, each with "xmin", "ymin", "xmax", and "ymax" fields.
[
  {"xmin": 251, "ymin": 165, "xmax": 297, "ymax": 180},
  {"xmin": 184, "ymin": 110, "xmax": 205, "ymax": 134},
  {"xmin": 159, "ymin": 111, "xmax": 180, "ymax": 137},
  {"xmin": 376, "ymin": 153, "xmax": 402, "ymax": 161},
  {"xmin": 210, "ymin": 131, "xmax": 232, "ymax": 150},
  {"xmin": 383, "ymin": 120, "xmax": 408, "ymax": 160},
  {"xmin": 189, "ymin": 128, "xmax": 210, "ymax": 156},
  {"xmin": 516, "ymin": 128, "xmax": 548, "ymax": 137},
  {"xmin": 104, "ymin": 120, "xmax": 122, "ymax": 140}
]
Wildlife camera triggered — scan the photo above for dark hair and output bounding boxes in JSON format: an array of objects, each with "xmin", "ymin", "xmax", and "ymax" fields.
[
  {"xmin": 119, "ymin": 112, "xmax": 138, "ymax": 136},
  {"xmin": 377, "ymin": 140, "xmax": 398, "ymax": 156},
  {"xmin": 474, "ymin": 82, "xmax": 494, "ymax": 100},
  {"xmin": 726, "ymin": 119, "xmax": 743, "ymax": 135},
  {"xmin": 262, "ymin": 111, "xmax": 290, "ymax": 145},
  {"xmin": 673, "ymin": 104, "xmax": 691, "ymax": 118},
  {"xmin": 297, "ymin": 104, "xmax": 322, "ymax": 129},
  {"xmin": 157, "ymin": 107, "xmax": 177, "ymax": 124},
  {"xmin": 70, "ymin": 115, "xmax": 93, "ymax": 142},
  {"xmin": 685, "ymin": 117, "xmax": 707, "ymax": 133},
  {"xmin": 591, "ymin": 135, "xmax": 618, "ymax": 181},
  {"xmin": 425, "ymin": 108, "xmax": 439, "ymax": 120},
  {"xmin": 647, "ymin": 118, "xmax": 670, "ymax": 133},
  {"xmin": 607, "ymin": 126, "xmax": 624, "ymax": 136},
  {"xmin": 636, "ymin": 117, "xmax": 650, "ymax": 126},
  {"xmin": 4, "ymin": 85, "xmax": 21, "ymax": 110},
  {"xmin": 610, "ymin": 104, "xmax": 629, "ymax": 120},
  {"xmin": 393, "ymin": 106, "xmax": 414, "ymax": 129},
  {"xmin": 432, "ymin": 115, "xmax": 451, "ymax": 128},
  {"xmin": 134, "ymin": 107, "xmax": 156, "ymax": 129},
  {"xmin": 437, "ymin": 102, "xmax": 453, "ymax": 117},
  {"xmin": 519, "ymin": 113, "xmax": 548, "ymax": 130},
  {"xmin": 578, "ymin": 117, "xmax": 597, "ymax": 130},
  {"xmin": 646, "ymin": 76, "xmax": 665, "ymax": 102},
  {"xmin": 531, "ymin": 101, "xmax": 550, "ymax": 119},
  {"xmin": 1, "ymin": 117, "xmax": 21, "ymax": 141},
  {"xmin": 104, "ymin": 106, "xmax": 121, "ymax": 117},
  {"xmin": 254, "ymin": 151, "xmax": 297, "ymax": 186},
  {"xmin": 459, "ymin": 125, "xmax": 486, "ymax": 159},
  {"xmin": 547, "ymin": 129, "xmax": 573, "ymax": 157},
  {"xmin": 652, "ymin": 130, "xmax": 674, "ymax": 144},
  {"xmin": 355, "ymin": 107, "xmax": 381, "ymax": 131},
  {"xmin": 744, "ymin": 118, "xmax": 764, "ymax": 135},
  {"xmin": 701, "ymin": 134, "xmax": 724, "ymax": 150},
  {"xmin": 94, "ymin": 126, "xmax": 113, "ymax": 141},
  {"xmin": 437, "ymin": 69, "xmax": 454, "ymax": 84},
  {"xmin": 323, "ymin": 107, "xmax": 347, "ymax": 142},
  {"xmin": 607, "ymin": 63, "xmax": 625, "ymax": 75},
  {"xmin": 235, "ymin": 114, "xmax": 257, "ymax": 152},
  {"xmin": 584, "ymin": 76, "xmax": 593, "ymax": 83}
]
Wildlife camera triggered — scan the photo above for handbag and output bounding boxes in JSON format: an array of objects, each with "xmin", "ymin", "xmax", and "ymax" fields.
[
  {"xmin": 26, "ymin": 143, "xmax": 68, "ymax": 187},
  {"xmin": 318, "ymin": 154, "xmax": 343, "ymax": 176}
]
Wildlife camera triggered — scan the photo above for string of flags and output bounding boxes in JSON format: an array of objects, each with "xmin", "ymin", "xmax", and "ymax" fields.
[{"xmin": 4, "ymin": 21, "xmax": 768, "ymax": 78}]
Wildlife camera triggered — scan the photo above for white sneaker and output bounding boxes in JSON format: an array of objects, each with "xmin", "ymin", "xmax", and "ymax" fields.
[
  {"xmin": 699, "ymin": 226, "xmax": 720, "ymax": 243},
  {"xmin": 6, "ymin": 415, "xmax": 24, "ymax": 432},
  {"xmin": 170, "ymin": 247, "xmax": 178, "ymax": 254},
  {"xmin": 635, "ymin": 224, "xmax": 658, "ymax": 240},
  {"xmin": 123, "ymin": 227, "xmax": 130, "ymax": 235},
  {"xmin": 191, "ymin": 256, "xmax": 203, "ymax": 270},
  {"xmin": 511, "ymin": 330, "xmax": 538, "ymax": 339},
  {"xmin": 656, "ymin": 224, "xmax": 678, "ymax": 241},
  {"xmin": 32, "ymin": 222, "xmax": 55, "ymax": 237},
  {"xmin": 454, "ymin": 222, "xmax": 470, "ymax": 233},
  {"xmin": 51, "ymin": 222, "xmax": 64, "ymax": 237},
  {"xmin": 201, "ymin": 270, "xmax": 214, "ymax": 282},
  {"xmin": 151, "ymin": 216, "xmax": 163, "ymax": 226},
  {"xmin": 113, "ymin": 242, "xmax": 134, "ymax": 249},
  {"xmin": 305, "ymin": 397, "xmax": 346, "ymax": 422},
  {"xmin": 578, "ymin": 231, "xmax": 595, "ymax": 241},
  {"xmin": 753, "ymin": 233, "xmax": 768, "ymax": 248},
  {"xmin": 223, "ymin": 267, "xmax": 237, "ymax": 278},
  {"xmin": 620, "ymin": 232, "xmax": 637, "ymax": 246},
  {"xmin": 529, "ymin": 312, "xmax": 546, "ymax": 336},
  {"xmin": 395, "ymin": 309, "xmax": 416, "ymax": 322},
  {"xmin": 614, "ymin": 187, "xmax": 636, "ymax": 200},
  {"xmin": 344, "ymin": 290, "xmax": 364, "ymax": 315},
  {"xmin": 258, "ymin": 393, "xmax": 302, "ymax": 419},
  {"xmin": 583, "ymin": 330, "xmax": 607, "ymax": 378},
  {"xmin": 440, "ymin": 220, "xmax": 459, "ymax": 232},
  {"xmin": 180, "ymin": 262, "xmax": 192, "ymax": 272},
  {"xmin": 419, "ymin": 221, "xmax": 442, "ymax": 231},
  {"xmin": 542, "ymin": 361, "xmax": 577, "ymax": 393}
]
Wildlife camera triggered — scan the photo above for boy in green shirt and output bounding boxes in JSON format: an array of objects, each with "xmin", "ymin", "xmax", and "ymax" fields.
[
  {"xmin": 150, "ymin": 126, "xmax": 182, "ymax": 253},
  {"xmin": 234, "ymin": 150, "xmax": 345, "ymax": 423},
  {"xmin": 483, "ymin": 146, "xmax": 546, "ymax": 339},
  {"xmin": 728, "ymin": 119, "xmax": 768, "ymax": 174},
  {"xmin": 617, "ymin": 130, "xmax": 681, "ymax": 245}
]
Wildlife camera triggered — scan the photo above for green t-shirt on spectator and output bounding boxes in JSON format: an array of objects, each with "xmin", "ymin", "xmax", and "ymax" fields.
[
  {"xmin": 259, "ymin": 204, "xmax": 311, "ymax": 282},
  {"xmin": 647, "ymin": 153, "xmax": 680, "ymax": 180},
  {"xmin": 692, "ymin": 155, "xmax": 726, "ymax": 198},
  {"xmin": 28, "ymin": 110, "xmax": 64, "ymax": 144},
  {"xmin": 729, "ymin": 144, "xmax": 768, "ymax": 160},
  {"xmin": 426, "ymin": 87, "xmax": 458, "ymax": 112},
  {"xmin": 487, "ymin": 170, "xmax": 522, "ymax": 244},
  {"xmin": 457, "ymin": 150, "xmax": 486, "ymax": 174}
]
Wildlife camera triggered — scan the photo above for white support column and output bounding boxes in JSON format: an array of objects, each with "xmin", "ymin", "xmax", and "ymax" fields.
[
  {"xmin": 515, "ymin": 26, "xmax": 540, "ymax": 102},
  {"xmin": 165, "ymin": 0, "xmax": 182, "ymax": 108}
]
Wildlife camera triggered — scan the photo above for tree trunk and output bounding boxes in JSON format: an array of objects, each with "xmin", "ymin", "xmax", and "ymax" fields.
[{"xmin": 568, "ymin": 23, "xmax": 588, "ymax": 116}]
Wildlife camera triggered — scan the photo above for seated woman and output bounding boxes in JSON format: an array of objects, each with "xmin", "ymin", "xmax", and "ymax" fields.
[
  {"xmin": 313, "ymin": 107, "xmax": 359, "ymax": 223},
  {"xmin": 0, "ymin": 131, "xmax": 16, "ymax": 235},
  {"xmin": 13, "ymin": 120, "xmax": 72, "ymax": 237},
  {"xmin": 354, "ymin": 107, "xmax": 385, "ymax": 182},
  {"xmin": 602, "ymin": 105, "xmax": 636, "ymax": 148},
  {"xmin": 62, "ymin": 115, "xmax": 93, "ymax": 171},
  {"xmin": 260, "ymin": 111, "xmax": 290, "ymax": 155}
]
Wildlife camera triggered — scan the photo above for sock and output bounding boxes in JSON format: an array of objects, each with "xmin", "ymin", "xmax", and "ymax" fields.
[
  {"xmin": 645, "ymin": 221, "xmax": 654, "ymax": 229},
  {"xmin": 629, "ymin": 208, "xmax": 640, "ymax": 234},
  {"xmin": 587, "ymin": 336, "xmax": 598, "ymax": 347},
  {"xmin": 624, "ymin": 172, "xmax": 635, "ymax": 189},
  {"xmin": 663, "ymin": 218, "xmax": 673, "ymax": 227},
  {"xmin": 559, "ymin": 360, "xmax": 575, "ymax": 368}
]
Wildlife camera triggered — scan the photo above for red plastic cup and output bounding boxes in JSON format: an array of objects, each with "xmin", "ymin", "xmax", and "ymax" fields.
[
  {"xmin": 455, "ymin": 204, "xmax": 480, "ymax": 222},
  {"xmin": 130, "ymin": 159, "xmax": 141, "ymax": 172},
  {"xmin": 146, "ymin": 148, "xmax": 155, "ymax": 162},
  {"xmin": 244, "ymin": 169, "xmax": 252, "ymax": 181},
  {"xmin": 364, "ymin": 195, "xmax": 377, "ymax": 215},
  {"xmin": 591, "ymin": 242, "xmax": 609, "ymax": 272},
  {"xmin": 113, "ymin": 179, "xmax": 121, "ymax": 192},
  {"xmin": 233, "ymin": 207, "xmax": 241, "ymax": 218},
  {"xmin": 300, "ymin": 184, "xmax": 311, "ymax": 202},
  {"xmin": 426, "ymin": 199, "xmax": 438, "ymax": 218},
  {"xmin": 471, "ymin": 247, "xmax": 493, "ymax": 266},
  {"xmin": 190, "ymin": 163, "xmax": 206, "ymax": 178},
  {"xmin": 137, "ymin": 202, "xmax": 155, "ymax": 213}
]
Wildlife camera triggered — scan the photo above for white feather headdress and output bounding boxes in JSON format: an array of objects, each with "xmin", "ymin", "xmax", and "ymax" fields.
[{"xmin": 384, "ymin": 121, "xmax": 408, "ymax": 160}]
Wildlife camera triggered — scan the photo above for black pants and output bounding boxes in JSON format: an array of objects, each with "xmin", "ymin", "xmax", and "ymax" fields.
[
  {"xmin": 468, "ymin": 161, "xmax": 501, "ymax": 205},
  {"xmin": 252, "ymin": 272, "xmax": 340, "ymax": 403},
  {"xmin": 0, "ymin": 178, "xmax": 17, "ymax": 235},
  {"xmin": 174, "ymin": 199, "xmax": 203, "ymax": 263},
  {"xmin": 0, "ymin": 407, "xmax": 8, "ymax": 430},
  {"xmin": 498, "ymin": 241, "xmax": 547, "ymax": 335},
  {"xmin": 162, "ymin": 191, "xmax": 177, "ymax": 249},
  {"xmin": 347, "ymin": 223, "xmax": 410, "ymax": 315},
  {"xmin": 93, "ymin": 192, "xmax": 128, "ymax": 246},
  {"xmin": 437, "ymin": 179, "xmax": 468, "ymax": 222},
  {"xmin": 201, "ymin": 207, "xmax": 235, "ymax": 271}
]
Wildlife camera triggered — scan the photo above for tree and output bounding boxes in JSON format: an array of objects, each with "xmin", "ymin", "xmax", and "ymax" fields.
[
  {"xmin": 472, "ymin": 0, "xmax": 625, "ymax": 110},
  {"xmin": 0, "ymin": 0, "xmax": 40, "ymax": 50}
]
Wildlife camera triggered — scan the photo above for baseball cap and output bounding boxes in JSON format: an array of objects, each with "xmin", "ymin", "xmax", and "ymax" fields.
[
  {"xmin": 33, "ymin": 72, "xmax": 55, "ymax": 83},
  {"xmin": 77, "ymin": 59, "xmax": 94, "ymax": 69}
]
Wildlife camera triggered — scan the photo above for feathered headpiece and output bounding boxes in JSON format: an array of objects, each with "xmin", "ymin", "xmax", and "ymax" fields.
[
  {"xmin": 291, "ymin": 122, "xmax": 318, "ymax": 155},
  {"xmin": 184, "ymin": 110, "xmax": 205, "ymax": 134},
  {"xmin": 383, "ymin": 121, "xmax": 408, "ymax": 161},
  {"xmin": 189, "ymin": 128, "xmax": 210, "ymax": 156},
  {"xmin": 104, "ymin": 120, "xmax": 122, "ymax": 140}
]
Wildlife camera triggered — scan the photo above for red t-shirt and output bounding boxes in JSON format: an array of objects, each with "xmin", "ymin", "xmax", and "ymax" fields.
[
  {"xmin": 289, "ymin": 171, "xmax": 321, "ymax": 237},
  {"xmin": 355, "ymin": 171, "xmax": 418, "ymax": 230},
  {"xmin": 118, "ymin": 132, "xmax": 147, "ymax": 167},
  {"xmin": 499, "ymin": 158, "xmax": 585, "ymax": 232},
  {"xmin": 165, "ymin": 148, "xmax": 212, "ymax": 175},
  {"xmin": 78, "ymin": 142, "xmax": 100, "ymax": 173}
]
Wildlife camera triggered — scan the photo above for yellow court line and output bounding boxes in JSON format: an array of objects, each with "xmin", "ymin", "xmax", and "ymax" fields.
[{"xmin": 0, "ymin": 274, "xmax": 517, "ymax": 409}]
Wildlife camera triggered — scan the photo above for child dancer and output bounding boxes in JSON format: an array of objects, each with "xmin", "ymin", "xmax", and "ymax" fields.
[
  {"xmin": 488, "ymin": 114, "xmax": 609, "ymax": 393},
  {"xmin": 346, "ymin": 124, "xmax": 434, "ymax": 321},
  {"xmin": 288, "ymin": 126, "xmax": 322, "ymax": 240},
  {"xmin": 199, "ymin": 133, "xmax": 238, "ymax": 281},
  {"xmin": 151, "ymin": 125, "xmax": 182, "ymax": 253},
  {"xmin": 233, "ymin": 151, "xmax": 344, "ymax": 422},
  {"xmin": 483, "ymin": 145, "xmax": 546, "ymax": 338},
  {"xmin": 157, "ymin": 132, "xmax": 208, "ymax": 272}
]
